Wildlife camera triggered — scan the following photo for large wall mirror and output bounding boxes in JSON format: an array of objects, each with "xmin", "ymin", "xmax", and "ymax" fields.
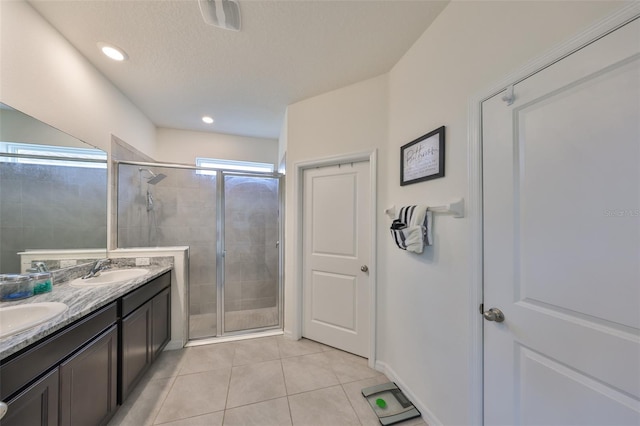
[{"xmin": 0, "ymin": 103, "xmax": 108, "ymax": 273}]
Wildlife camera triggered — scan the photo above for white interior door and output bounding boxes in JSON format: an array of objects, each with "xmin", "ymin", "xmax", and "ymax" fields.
[
  {"xmin": 483, "ymin": 19, "xmax": 640, "ymax": 425},
  {"xmin": 302, "ymin": 161, "xmax": 370, "ymax": 357}
]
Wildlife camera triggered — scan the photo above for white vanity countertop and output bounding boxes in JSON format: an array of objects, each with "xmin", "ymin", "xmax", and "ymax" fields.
[{"xmin": 0, "ymin": 265, "xmax": 172, "ymax": 360}]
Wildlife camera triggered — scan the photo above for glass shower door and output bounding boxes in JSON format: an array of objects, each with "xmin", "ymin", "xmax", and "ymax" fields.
[
  {"xmin": 222, "ymin": 174, "xmax": 280, "ymax": 333},
  {"xmin": 116, "ymin": 163, "xmax": 218, "ymax": 339}
]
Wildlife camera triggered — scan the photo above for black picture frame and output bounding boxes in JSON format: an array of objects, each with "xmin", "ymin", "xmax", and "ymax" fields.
[{"xmin": 400, "ymin": 126, "xmax": 445, "ymax": 186}]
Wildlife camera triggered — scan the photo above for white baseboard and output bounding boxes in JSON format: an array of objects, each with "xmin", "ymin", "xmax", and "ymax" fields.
[{"xmin": 375, "ymin": 361, "xmax": 443, "ymax": 426}]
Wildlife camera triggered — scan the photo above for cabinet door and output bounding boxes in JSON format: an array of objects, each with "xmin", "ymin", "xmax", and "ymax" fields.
[
  {"xmin": 59, "ymin": 325, "xmax": 118, "ymax": 426},
  {"xmin": 152, "ymin": 287, "xmax": 171, "ymax": 359},
  {"xmin": 2, "ymin": 368, "xmax": 59, "ymax": 426},
  {"xmin": 121, "ymin": 300, "xmax": 152, "ymax": 401}
]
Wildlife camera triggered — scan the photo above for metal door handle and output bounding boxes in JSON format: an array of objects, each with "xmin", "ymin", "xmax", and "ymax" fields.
[
  {"xmin": 360, "ymin": 265, "xmax": 369, "ymax": 273},
  {"xmin": 483, "ymin": 307, "xmax": 505, "ymax": 322},
  {"xmin": 0, "ymin": 401, "xmax": 8, "ymax": 420}
]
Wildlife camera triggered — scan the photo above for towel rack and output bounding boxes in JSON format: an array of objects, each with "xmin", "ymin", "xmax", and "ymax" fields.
[{"xmin": 384, "ymin": 198, "xmax": 465, "ymax": 219}]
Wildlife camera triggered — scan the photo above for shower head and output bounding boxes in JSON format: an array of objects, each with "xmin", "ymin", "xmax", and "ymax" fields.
[
  {"xmin": 147, "ymin": 172, "xmax": 167, "ymax": 185},
  {"xmin": 139, "ymin": 168, "xmax": 167, "ymax": 185}
]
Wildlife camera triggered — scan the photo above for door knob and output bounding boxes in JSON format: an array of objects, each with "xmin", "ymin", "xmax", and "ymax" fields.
[
  {"xmin": 483, "ymin": 307, "xmax": 505, "ymax": 322},
  {"xmin": 360, "ymin": 265, "xmax": 369, "ymax": 273}
]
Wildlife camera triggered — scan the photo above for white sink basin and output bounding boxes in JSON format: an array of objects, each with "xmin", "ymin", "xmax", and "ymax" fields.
[
  {"xmin": 0, "ymin": 302, "xmax": 68, "ymax": 338},
  {"xmin": 69, "ymin": 268, "xmax": 149, "ymax": 288}
]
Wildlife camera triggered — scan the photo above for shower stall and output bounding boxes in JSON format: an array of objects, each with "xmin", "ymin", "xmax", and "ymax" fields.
[{"xmin": 116, "ymin": 161, "xmax": 282, "ymax": 340}]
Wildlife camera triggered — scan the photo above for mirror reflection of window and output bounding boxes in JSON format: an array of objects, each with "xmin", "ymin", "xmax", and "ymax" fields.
[
  {"xmin": 0, "ymin": 103, "xmax": 108, "ymax": 274},
  {"xmin": 0, "ymin": 142, "xmax": 107, "ymax": 168}
]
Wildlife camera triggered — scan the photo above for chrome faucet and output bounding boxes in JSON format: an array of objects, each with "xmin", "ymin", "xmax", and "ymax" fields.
[
  {"xmin": 28, "ymin": 262, "xmax": 49, "ymax": 273},
  {"xmin": 82, "ymin": 259, "xmax": 112, "ymax": 279}
]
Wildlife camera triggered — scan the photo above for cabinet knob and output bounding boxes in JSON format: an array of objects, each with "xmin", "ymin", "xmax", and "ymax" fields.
[{"xmin": 0, "ymin": 401, "xmax": 8, "ymax": 420}]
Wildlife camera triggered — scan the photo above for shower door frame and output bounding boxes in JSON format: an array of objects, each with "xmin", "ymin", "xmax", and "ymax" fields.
[
  {"xmin": 115, "ymin": 160, "xmax": 284, "ymax": 340},
  {"xmin": 217, "ymin": 170, "xmax": 284, "ymax": 337}
]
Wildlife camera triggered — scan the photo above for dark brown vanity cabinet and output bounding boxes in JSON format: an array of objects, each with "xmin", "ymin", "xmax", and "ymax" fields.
[
  {"xmin": 151, "ymin": 287, "xmax": 171, "ymax": 359},
  {"xmin": 0, "ymin": 270, "xmax": 172, "ymax": 426},
  {"xmin": 0, "ymin": 303, "xmax": 118, "ymax": 426},
  {"xmin": 120, "ymin": 272, "xmax": 171, "ymax": 402}
]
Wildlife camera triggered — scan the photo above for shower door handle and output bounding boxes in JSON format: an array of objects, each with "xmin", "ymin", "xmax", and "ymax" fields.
[{"xmin": 276, "ymin": 241, "xmax": 280, "ymax": 248}]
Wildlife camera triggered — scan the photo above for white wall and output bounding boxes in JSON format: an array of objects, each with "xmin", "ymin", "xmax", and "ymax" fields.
[
  {"xmin": 278, "ymin": 111, "xmax": 288, "ymax": 172},
  {"xmin": 284, "ymin": 2, "xmax": 625, "ymax": 425},
  {"xmin": 0, "ymin": 1, "xmax": 155, "ymax": 156},
  {"xmin": 156, "ymin": 127, "xmax": 278, "ymax": 167},
  {"xmin": 283, "ymin": 73, "xmax": 388, "ymax": 336}
]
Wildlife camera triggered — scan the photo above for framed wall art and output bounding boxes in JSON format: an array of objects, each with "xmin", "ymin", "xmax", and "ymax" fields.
[{"xmin": 400, "ymin": 126, "xmax": 445, "ymax": 186}]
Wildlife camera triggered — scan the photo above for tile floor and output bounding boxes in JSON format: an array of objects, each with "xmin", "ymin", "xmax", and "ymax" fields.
[{"xmin": 108, "ymin": 336, "xmax": 427, "ymax": 426}]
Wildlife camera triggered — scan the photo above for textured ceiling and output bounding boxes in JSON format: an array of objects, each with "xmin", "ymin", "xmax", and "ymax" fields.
[{"xmin": 29, "ymin": 0, "xmax": 448, "ymax": 139}]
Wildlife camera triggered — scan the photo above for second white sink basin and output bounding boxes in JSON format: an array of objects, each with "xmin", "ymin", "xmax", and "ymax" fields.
[
  {"xmin": 69, "ymin": 268, "xmax": 149, "ymax": 288},
  {"xmin": 0, "ymin": 302, "xmax": 68, "ymax": 338}
]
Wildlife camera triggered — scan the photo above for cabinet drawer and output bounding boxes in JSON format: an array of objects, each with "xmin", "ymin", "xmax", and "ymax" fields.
[
  {"xmin": 121, "ymin": 272, "xmax": 170, "ymax": 317},
  {"xmin": 0, "ymin": 302, "xmax": 117, "ymax": 401}
]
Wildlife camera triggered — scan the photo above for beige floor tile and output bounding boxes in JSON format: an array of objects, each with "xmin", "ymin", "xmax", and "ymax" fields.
[
  {"xmin": 155, "ymin": 412, "xmax": 224, "ymax": 426},
  {"xmin": 400, "ymin": 417, "xmax": 429, "ymax": 425},
  {"xmin": 341, "ymin": 376, "xmax": 392, "ymax": 426},
  {"xmin": 146, "ymin": 349, "xmax": 188, "ymax": 380},
  {"xmin": 288, "ymin": 386, "xmax": 360, "ymax": 426},
  {"xmin": 180, "ymin": 343, "xmax": 236, "ymax": 375},
  {"xmin": 223, "ymin": 397, "xmax": 292, "ymax": 426},
  {"xmin": 323, "ymin": 349, "xmax": 382, "ymax": 384},
  {"xmin": 154, "ymin": 368, "xmax": 231, "ymax": 424},
  {"xmin": 282, "ymin": 352, "xmax": 339, "ymax": 395},
  {"xmin": 226, "ymin": 359, "xmax": 287, "ymax": 408},
  {"xmin": 107, "ymin": 377, "xmax": 175, "ymax": 426},
  {"xmin": 277, "ymin": 337, "xmax": 324, "ymax": 359},
  {"xmin": 233, "ymin": 337, "xmax": 281, "ymax": 366}
]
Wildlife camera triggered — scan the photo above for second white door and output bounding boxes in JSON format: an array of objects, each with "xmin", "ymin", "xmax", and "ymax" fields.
[
  {"xmin": 302, "ymin": 161, "xmax": 370, "ymax": 357},
  {"xmin": 482, "ymin": 18, "xmax": 640, "ymax": 425}
]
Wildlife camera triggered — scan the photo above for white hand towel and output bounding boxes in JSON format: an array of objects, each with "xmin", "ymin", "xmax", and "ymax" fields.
[{"xmin": 390, "ymin": 205, "xmax": 432, "ymax": 253}]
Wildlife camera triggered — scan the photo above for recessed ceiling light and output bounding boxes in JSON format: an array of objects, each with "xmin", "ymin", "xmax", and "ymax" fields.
[
  {"xmin": 97, "ymin": 42, "xmax": 128, "ymax": 61},
  {"xmin": 202, "ymin": 116, "xmax": 214, "ymax": 124}
]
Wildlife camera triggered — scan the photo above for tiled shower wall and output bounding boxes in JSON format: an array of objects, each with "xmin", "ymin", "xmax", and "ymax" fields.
[
  {"xmin": 0, "ymin": 161, "xmax": 107, "ymax": 273},
  {"xmin": 117, "ymin": 164, "xmax": 218, "ymax": 319},
  {"xmin": 110, "ymin": 135, "xmax": 154, "ymax": 250}
]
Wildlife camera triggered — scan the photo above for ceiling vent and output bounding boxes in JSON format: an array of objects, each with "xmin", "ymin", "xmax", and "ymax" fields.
[{"xmin": 198, "ymin": 0, "xmax": 241, "ymax": 32}]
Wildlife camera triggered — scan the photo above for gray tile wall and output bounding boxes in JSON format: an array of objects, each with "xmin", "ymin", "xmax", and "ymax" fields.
[{"xmin": 117, "ymin": 164, "xmax": 218, "ymax": 319}]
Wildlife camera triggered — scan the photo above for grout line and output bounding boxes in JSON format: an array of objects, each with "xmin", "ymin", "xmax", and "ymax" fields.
[
  {"xmin": 152, "ymin": 408, "xmax": 224, "ymax": 426},
  {"xmin": 150, "ymin": 374, "xmax": 178, "ymax": 425},
  {"xmin": 340, "ymin": 382, "xmax": 366, "ymax": 426},
  {"xmin": 223, "ymin": 345, "xmax": 236, "ymax": 413},
  {"xmin": 279, "ymin": 358, "xmax": 289, "ymax": 395},
  {"xmin": 286, "ymin": 393, "xmax": 295, "ymax": 426}
]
